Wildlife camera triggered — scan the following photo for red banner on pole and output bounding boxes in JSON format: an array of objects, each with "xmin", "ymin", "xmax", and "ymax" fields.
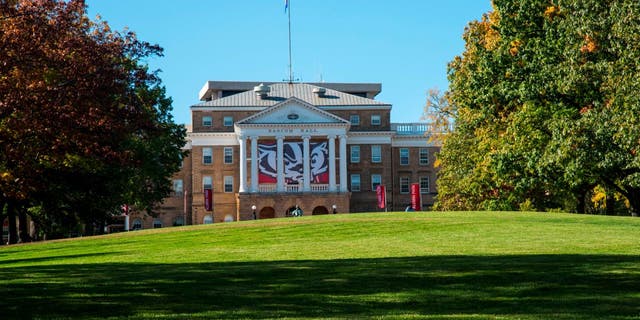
[
  {"xmin": 376, "ymin": 185, "xmax": 386, "ymax": 209},
  {"xmin": 411, "ymin": 183, "xmax": 421, "ymax": 211},
  {"xmin": 204, "ymin": 189, "xmax": 212, "ymax": 211}
]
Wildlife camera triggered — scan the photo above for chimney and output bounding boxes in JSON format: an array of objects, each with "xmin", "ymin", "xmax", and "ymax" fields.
[
  {"xmin": 254, "ymin": 83, "xmax": 271, "ymax": 99},
  {"xmin": 313, "ymin": 87, "xmax": 326, "ymax": 97}
]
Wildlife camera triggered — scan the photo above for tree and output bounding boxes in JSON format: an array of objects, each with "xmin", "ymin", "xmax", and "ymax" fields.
[
  {"xmin": 0, "ymin": 0, "xmax": 186, "ymax": 239},
  {"xmin": 438, "ymin": 0, "xmax": 640, "ymax": 215}
]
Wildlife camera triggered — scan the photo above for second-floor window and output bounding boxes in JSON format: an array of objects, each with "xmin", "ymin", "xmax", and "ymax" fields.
[
  {"xmin": 400, "ymin": 148, "xmax": 409, "ymax": 165},
  {"xmin": 223, "ymin": 116, "xmax": 233, "ymax": 127},
  {"xmin": 419, "ymin": 148, "xmax": 429, "ymax": 165},
  {"xmin": 350, "ymin": 115, "xmax": 360, "ymax": 126},
  {"xmin": 172, "ymin": 179, "xmax": 183, "ymax": 196},
  {"xmin": 202, "ymin": 147, "xmax": 212, "ymax": 164},
  {"xmin": 224, "ymin": 147, "xmax": 233, "ymax": 164},
  {"xmin": 371, "ymin": 145, "xmax": 381, "ymax": 163},
  {"xmin": 350, "ymin": 145, "xmax": 360, "ymax": 163},
  {"xmin": 371, "ymin": 114, "xmax": 381, "ymax": 126},
  {"xmin": 202, "ymin": 116, "xmax": 212, "ymax": 127}
]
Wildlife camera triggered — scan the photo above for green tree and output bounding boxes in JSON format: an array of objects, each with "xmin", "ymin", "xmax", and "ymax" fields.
[
  {"xmin": 0, "ymin": 0, "xmax": 186, "ymax": 240},
  {"xmin": 438, "ymin": 0, "xmax": 640, "ymax": 215}
]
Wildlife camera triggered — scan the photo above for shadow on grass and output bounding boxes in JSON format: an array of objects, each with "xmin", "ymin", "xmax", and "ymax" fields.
[{"xmin": 1, "ymin": 255, "xmax": 639, "ymax": 319}]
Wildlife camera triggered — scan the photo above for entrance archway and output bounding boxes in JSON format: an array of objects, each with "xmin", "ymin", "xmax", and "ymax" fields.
[
  {"xmin": 312, "ymin": 206, "xmax": 329, "ymax": 215},
  {"xmin": 259, "ymin": 207, "xmax": 275, "ymax": 219},
  {"xmin": 286, "ymin": 206, "xmax": 304, "ymax": 217}
]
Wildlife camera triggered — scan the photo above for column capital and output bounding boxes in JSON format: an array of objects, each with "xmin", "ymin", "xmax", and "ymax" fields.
[
  {"xmin": 302, "ymin": 134, "xmax": 311, "ymax": 140},
  {"xmin": 276, "ymin": 135, "xmax": 285, "ymax": 141},
  {"xmin": 327, "ymin": 134, "xmax": 337, "ymax": 140},
  {"xmin": 249, "ymin": 135, "xmax": 259, "ymax": 140},
  {"xmin": 339, "ymin": 134, "xmax": 348, "ymax": 140}
]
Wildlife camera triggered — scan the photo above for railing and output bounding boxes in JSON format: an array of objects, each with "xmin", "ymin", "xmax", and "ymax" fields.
[
  {"xmin": 255, "ymin": 183, "xmax": 338, "ymax": 193},
  {"xmin": 391, "ymin": 123, "xmax": 431, "ymax": 135}
]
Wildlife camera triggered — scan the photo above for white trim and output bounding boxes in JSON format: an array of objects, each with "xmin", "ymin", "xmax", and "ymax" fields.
[
  {"xmin": 192, "ymin": 106, "xmax": 265, "ymax": 112},
  {"xmin": 190, "ymin": 133, "xmax": 239, "ymax": 146},
  {"xmin": 348, "ymin": 133, "xmax": 393, "ymax": 144},
  {"xmin": 320, "ymin": 105, "xmax": 392, "ymax": 111},
  {"xmin": 392, "ymin": 138, "xmax": 439, "ymax": 147}
]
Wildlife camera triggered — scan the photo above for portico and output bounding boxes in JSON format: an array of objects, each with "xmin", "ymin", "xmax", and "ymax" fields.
[{"xmin": 234, "ymin": 97, "xmax": 351, "ymax": 195}]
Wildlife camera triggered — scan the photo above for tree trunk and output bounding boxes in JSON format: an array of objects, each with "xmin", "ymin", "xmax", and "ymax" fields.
[
  {"xmin": 0, "ymin": 200, "xmax": 5, "ymax": 246},
  {"xmin": 7, "ymin": 201, "xmax": 18, "ymax": 244},
  {"xmin": 606, "ymin": 189, "xmax": 616, "ymax": 216},
  {"xmin": 576, "ymin": 192, "xmax": 586, "ymax": 214},
  {"xmin": 627, "ymin": 190, "xmax": 640, "ymax": 217},
  {"xmin": 18, "ymin": 206, "xmax": 31, "ymax": 243}
]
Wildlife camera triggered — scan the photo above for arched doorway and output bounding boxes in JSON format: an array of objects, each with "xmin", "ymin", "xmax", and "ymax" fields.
[
  {"xmin": 286, "ymin": 206, "xmax": 304, "ymax": 217},
  {"xmin": 312, "ymin": 206, "xmax": 329, "ymax": 215},
  {"xmin": 259, "ymin": 207, "xmax": 275, "ymax": 219}
]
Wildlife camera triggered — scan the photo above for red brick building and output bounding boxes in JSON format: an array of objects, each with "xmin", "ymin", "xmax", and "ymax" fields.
[{"xmin": 127, "ymin": 81, "xmax": 440, "ymax": 229}]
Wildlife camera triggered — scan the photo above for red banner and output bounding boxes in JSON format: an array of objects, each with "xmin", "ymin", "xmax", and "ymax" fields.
[
  {"xmin": 376, "ymin": 185, "xmax": 386, "ymax": 209},
  {"xmin": 204, "ymin": 189, "xmax": 212, "ymax": 211},
  {"xmin": 411, "ymin": 183, "xmax": 421, "ymax": 211}
]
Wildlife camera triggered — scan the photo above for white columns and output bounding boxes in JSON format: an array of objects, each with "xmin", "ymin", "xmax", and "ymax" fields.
[
  {"xmin": 277, "ymin": 135, "xmax": 285, "ymax": 192},
  {"xmin": 238, "ymin": 136, "xmax": 247, "ymax": 193},
  {"xmin": 339, "ymin": 134, "xmax": 348, "ymax": 192},
  {"xmin": 250, "ymin": 136, "xmax": 258, "ymax": 193},
  {"xmin": 302, "ymin": 135, "xmax": 311, "ymax": 192},
  {"xmin": 328, "ymin": 135, "xmax": 336, "ymax": 192}
]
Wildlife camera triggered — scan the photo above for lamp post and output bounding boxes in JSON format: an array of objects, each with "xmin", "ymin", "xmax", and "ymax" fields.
[
  {"xmin": 251, "ymin": 205, "xmax": 257, "ymax": 220},
  {"xmin": 332, "ymin": 204, "xmax": 337, "ymax": 214}
]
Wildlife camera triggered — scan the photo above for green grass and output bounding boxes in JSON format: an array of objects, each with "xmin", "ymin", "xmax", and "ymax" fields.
[{"xmin": 1, "ymin": 211, "xmax": 639, "ymax": 319}]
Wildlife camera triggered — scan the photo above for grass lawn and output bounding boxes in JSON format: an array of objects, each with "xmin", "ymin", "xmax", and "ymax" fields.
[{"xmin": 1, "ymin": 211, "xmax": 639, "ymax": 319}]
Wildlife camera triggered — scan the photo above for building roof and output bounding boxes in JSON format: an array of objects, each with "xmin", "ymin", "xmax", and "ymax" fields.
[
  {"xmin": 192, "ymin": 82, "xmax": 391, "ymax": 108},
  {"xmin": 198, "ymin": 81, "xmax": 382, "ymax": 101}
]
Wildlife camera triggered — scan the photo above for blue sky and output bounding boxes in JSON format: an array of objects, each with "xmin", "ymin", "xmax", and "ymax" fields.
[{"xmin": 86, "ymin": 1, "xmax": 493, "ymax": 125}]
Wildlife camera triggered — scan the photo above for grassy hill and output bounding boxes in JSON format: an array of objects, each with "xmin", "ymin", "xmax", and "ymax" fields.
[{"xmin": 1, "ymin": 211, "xmax": 639, "ymax": 319}]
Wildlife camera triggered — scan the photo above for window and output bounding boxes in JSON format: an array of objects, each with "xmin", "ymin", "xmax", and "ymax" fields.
[
  {"xmin": 223, "ymin": 116, "xmax": 233, "ymax": 127},
  {"xmin": 371, "ymin": 145, "xmax": 381, "ymax": 163},
  {"xmin": 420, "ymin": 177, "xmax": 430, "ymax": 194},
  {"xmin": 350, "ymin": 174, "xmax": 361, "ymax": 192},
  {"xmin": 224, "ymin": 176, "xmax": 233, "ymax": 193},
  {"xmin": 202, "ymin": 147, "xmax": 212, "ymax": 164},
  {"xmin": 224, "ymin": 147, "xmax": 233, "ymax": 164},
  {"xmin": 172, "ymin": 179, "xmax": 183, "ymax": 196},
  {"xmin": 350, "ymin": 145, "xmax": 360, "ymax": 163},
  {"xmin": 350, "ymin": 114, "xmax": 360, "ymax": 125},
  {"xmin": 400, "ymin": 148, "xmax": 409, "ymax": 165},
  {"xmin": 153, "ymin": 219, "xmax": 162, "ymax": 228},
  {"xmin": 174, "ymin": 217, "xmax": 184, "ymax": 226},
  {"xmin": 371, "ymin": 174, "xmax": 382, "ymax": 191},
  {"xmin": 419, "ymin": 148, "xmax": 429, "ymax": 165},
  {"xmin": 400, "ymin": 177, "xmax": 410, "ymax": 194},
  {"xmin": 203, "ymin": 215, "xmax": 213, "ymax": 224},
  {"xmin": 132, "ymin": 219, "xmax": 142, "ymax": 230},
  {"xmin": 371, "ymin": 114, "xmax": 381, "ymax": 126},
  {"xmin": 202, "ymin": 116, "xmax": 212, "ymax": 127},
  {"xmin": 203, "ymin": 176, "xmax": 212, "ymax": 191}
]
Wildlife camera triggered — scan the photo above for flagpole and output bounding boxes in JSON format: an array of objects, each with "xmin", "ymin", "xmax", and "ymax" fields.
[{"xmin": 287, "ymin": 0, "xmax": 293, "ymax": 83}]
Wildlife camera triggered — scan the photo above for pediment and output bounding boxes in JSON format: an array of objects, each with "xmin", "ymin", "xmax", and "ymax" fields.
[{"xmin": 236, "ymin": 97, "xmax": 349, "ymax": 126}]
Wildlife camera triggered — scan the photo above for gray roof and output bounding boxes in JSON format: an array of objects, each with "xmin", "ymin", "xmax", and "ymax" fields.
[{"xmin": 192, "ymin": 83, "xmax": 391, "ymax": 108}]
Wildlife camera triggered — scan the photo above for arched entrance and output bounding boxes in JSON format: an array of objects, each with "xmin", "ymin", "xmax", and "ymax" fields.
[
  {"xmin": 286, "ymin": 206, "xmax": 304, "ymax": 217},
  {"xmin": 259, "ymin": 207, "xmax": 275, "ymax": 219},
  {"xmin": 312, "ymin": 206, "xmax": 329, "ymax": 215}
]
